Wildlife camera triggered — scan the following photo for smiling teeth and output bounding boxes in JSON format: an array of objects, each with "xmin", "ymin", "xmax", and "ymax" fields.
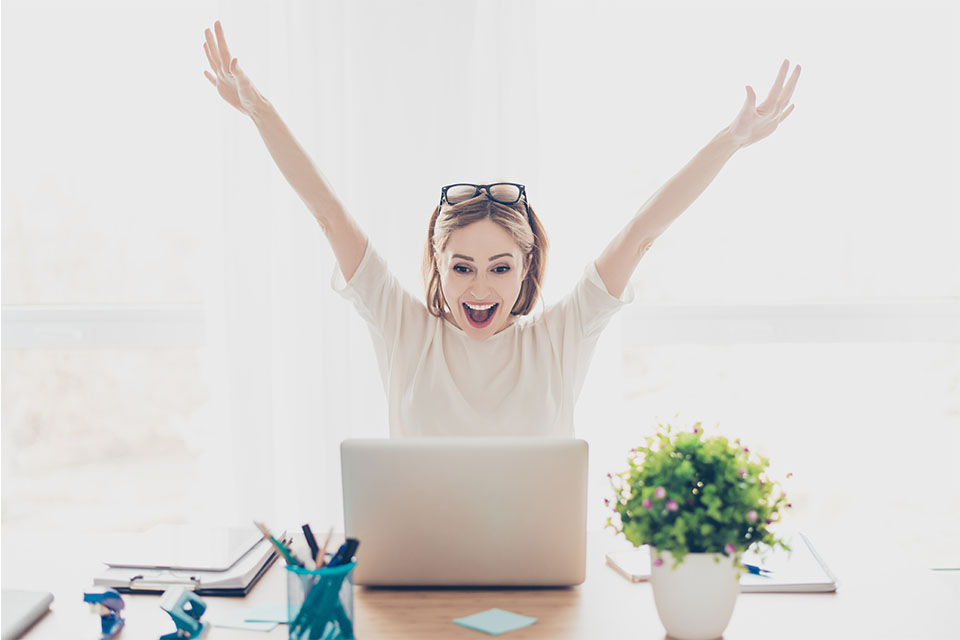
[{"xmin": 465, "ymin": 302, "xmax": 496, "ymax": 311}]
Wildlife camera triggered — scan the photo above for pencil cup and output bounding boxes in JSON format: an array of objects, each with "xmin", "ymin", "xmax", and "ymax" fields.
[{"xmin": 285, "ymin": 561, "xmax": 356, "ymax": 640}]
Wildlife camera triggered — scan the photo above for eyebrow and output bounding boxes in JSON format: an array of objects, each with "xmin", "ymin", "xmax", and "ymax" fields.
[{"xmin": 451, "ymin": 253, "xmax": 514, "ymax": 262}]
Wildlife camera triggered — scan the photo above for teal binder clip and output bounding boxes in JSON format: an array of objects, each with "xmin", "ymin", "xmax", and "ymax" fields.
[
  {"xmin": 158, "ymin": 588, "xmax": 211, "ymax": 639},
  {"xmin": 83, "ymin": 586, "xmax": 125, "ymax": 639}
]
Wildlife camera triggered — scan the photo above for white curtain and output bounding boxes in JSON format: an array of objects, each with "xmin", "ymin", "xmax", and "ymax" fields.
[
  {"xmin": 7, "ymin": 0, "xmax": 954, "ymax": 535},
  {"xmin": 204, "ymin": 0, "xmax": 552, "ymax": 530},
  {"xmin": 204, "ymin": 0, "xmax": 641, "ymax": 531},
  {"xmin": 198, "ymin": 0, "xmax": 959, "ymax": 531}
]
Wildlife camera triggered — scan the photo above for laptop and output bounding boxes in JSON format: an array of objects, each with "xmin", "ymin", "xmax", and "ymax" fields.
[
  {"xmin": 1, "ymin": 589, "xmax": 53, "ymax": 640},
  {"xmin": 341, "ymin": 437, "xmax": 588, "ymax": 587}
]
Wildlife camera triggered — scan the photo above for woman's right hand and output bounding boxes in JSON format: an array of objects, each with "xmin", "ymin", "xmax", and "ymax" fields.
[{"xmin": 203, "ymin": 20, "xmax": 264, "ymax": 117}]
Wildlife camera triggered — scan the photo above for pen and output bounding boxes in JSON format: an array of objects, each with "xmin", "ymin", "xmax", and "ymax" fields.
[
  {"xmin": 327, "ymin": 538, "xmax": 360, "ymax": 568},
  {"xmin": 302, "ymin": 523, "xmax": 320, "ymax": 564},
  {"xmin": 744, "ymin": 563, "xmax": 773, "ymax": 576}
]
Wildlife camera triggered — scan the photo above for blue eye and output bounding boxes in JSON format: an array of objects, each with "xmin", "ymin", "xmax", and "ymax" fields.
[
  {"xmin": 493, "ymin": 265, "xmax": 510, "ymax": 274},
  {"xmin": 453, "ymin": 265, "xmax": 472, "ymax": 274}
]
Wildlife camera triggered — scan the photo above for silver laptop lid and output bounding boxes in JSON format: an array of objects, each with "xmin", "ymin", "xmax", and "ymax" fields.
[
  {"xmin": 341, "ymin": 437, "xmax": 588, "ymax": 587},
  {"xmin": 1, "ymin": 590, "xmax": 53, "ymax": 640}
]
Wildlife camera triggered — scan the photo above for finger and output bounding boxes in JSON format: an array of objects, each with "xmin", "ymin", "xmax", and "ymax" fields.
[
  {"xmin": 203, "ymin": 70, "xmax": 217, "ymax": 87},
  {"xmin": 204, "ymin": 29, "xmax": 223, "ymax": 74},
  {"xmin": 202, "ymin": 42, "xmax": 219, "ymax": 74},
  {"xmin": 760, "ymin": 59, "xmax": 790, "ymax": 113},
  {"xmin": 741, "ymin": 85, "xmax": 757, "ymax": 116},
  {"xmin": 215, "ymin": 20, "xmax": 233, "ymax": 72},
  {"xmin": 776, "ymin": 65, "xmax": 801, "ymax": 113},
  {"xmin": 778, "ymin": 104, "xmax": 795, "ymax": 122}
]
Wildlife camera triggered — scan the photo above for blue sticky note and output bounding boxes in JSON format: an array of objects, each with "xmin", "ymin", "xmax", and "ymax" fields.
[{"xmin": 453, "ymin": 608, "xmax": 537, "ymax": 636}]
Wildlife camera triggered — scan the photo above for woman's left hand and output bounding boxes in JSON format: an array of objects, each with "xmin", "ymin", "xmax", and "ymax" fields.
[{"xmin": 727, "ymin": 59, "xmax": 801, "ymax": 149}]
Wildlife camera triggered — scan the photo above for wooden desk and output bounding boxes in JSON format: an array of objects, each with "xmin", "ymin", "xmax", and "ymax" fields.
[{"xmin": 3, "ymin": 527, "xmax": 957, "ymax": 638}]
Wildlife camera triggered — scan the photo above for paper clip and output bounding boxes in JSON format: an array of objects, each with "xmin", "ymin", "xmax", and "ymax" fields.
[{"xmin": 158, "ymin": 588, "xmax": 211, "ymax": 640}]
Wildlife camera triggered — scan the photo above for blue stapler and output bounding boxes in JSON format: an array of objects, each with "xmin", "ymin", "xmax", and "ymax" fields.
[
  {"xmin": 158, "ymin": 588, "xmax": 211, "ymax": 639},
  {"xmin": 84, "ymin": 587, "xmax": 126, "ymax": 639}
]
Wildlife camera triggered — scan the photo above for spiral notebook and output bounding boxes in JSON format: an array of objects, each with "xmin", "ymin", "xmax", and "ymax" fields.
[{"xmin": 605, "ymin": 531, "xmax": 837, "ymax": 593}]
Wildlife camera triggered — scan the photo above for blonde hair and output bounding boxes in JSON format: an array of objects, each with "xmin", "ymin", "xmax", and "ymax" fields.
[{"xmin": 421, "ymin": 194, "xmax": 549, "ymax": 317}]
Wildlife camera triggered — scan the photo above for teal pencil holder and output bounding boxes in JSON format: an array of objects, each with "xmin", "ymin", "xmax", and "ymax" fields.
[{"xmin": 285, "ymin": 560, "xmax": 356, "ymax": 640}]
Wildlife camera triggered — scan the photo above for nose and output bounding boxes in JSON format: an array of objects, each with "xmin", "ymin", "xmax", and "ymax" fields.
[{"xmin": 468, "ymin": 279, "xmax": 493, "ymax": 299}]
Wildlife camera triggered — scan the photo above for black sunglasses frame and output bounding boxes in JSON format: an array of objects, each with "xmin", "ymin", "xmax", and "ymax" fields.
[{"xmin": 439, "ymin": 182, "xmax": 530, "ymax": 219}]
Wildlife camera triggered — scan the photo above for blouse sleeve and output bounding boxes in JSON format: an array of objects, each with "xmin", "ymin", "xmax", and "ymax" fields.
[
  {"xmin": 543, "ymin": 260, "xmax": 636, "ymax": 400},
  {"xmin": 331, "ymin": 243, "xmax": 430, "ymax": 386}
]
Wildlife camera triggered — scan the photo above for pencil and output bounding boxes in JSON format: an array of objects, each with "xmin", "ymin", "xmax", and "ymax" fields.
[
  {"xmin": 253, "ymin": 520, "xmax": 304, "ymax": 567},
  {"xmin": 318, "ymin": 526, "xmax": 334, "ymax": 567}
]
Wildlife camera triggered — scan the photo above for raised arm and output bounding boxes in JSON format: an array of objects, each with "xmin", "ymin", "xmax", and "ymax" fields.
[
  {"xmin": 203, "ymin": 20, "xmax": 367, "ymax": 280},
  {"xmin": 595, "ymin": 59, "xmax": 801, "ymax": 298}
]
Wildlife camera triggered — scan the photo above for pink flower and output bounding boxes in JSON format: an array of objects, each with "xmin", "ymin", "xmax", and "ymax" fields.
[
  {"xmin": 744, "ymin": 447, "xmax": 750, "ymax": 453},
  {"xmin": 654, "ymin": 557, "xmax": 663, "ymax": 567},
  {"xmin": 693, "ymin": 427, "xmax": 699, "ymax": 434},
  {"xmin": 655, "ymin": 486, "xmax": 666, "ymax": 499},
  {"xmin": 642, "ymin": 498, "xmax": 652, "ymax": 509},
  {"xmin": 725, "ymin": 543, "xmax": 735, "ymax": 554},
  {"xmin": 765, "ymin": 519, "xmax": 773, "ymax": 525},
  {"xmin": 747, "ymin": 510, "xmax": 758, "ymax": 522},
  {"xmin": 666, "ymin": 500, "xmax": 678, "ymax": 511},
  {"xmin": 786, "ymin": 472, "xmax": 794, "ymax": 479},
  {"xmin": 604, "ymin": 498, "xmax": 610, "ymax": 506},
  {"xmin": 738, "ymin": 468, "xmax": 747, "ymax": 477}
]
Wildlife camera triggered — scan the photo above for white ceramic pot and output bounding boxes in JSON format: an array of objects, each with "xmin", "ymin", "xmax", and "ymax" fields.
[{"xmin": 649, "ymin": 549, "xmax": 740, "ymax": 640}]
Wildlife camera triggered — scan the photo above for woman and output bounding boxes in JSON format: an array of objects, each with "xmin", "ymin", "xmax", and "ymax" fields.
[{"xmin": 202, "ymin": 20, "xmax": 800, "ymax": 437}]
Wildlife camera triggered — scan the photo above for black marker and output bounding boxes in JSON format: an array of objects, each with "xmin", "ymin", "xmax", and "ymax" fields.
[
  {"xmin": 301, "ymin": 523, "xmax": 320, "ymax": 564},
  {"xmin": 326, "ymin": 538, "xmax": 360, "ymax": 567}
]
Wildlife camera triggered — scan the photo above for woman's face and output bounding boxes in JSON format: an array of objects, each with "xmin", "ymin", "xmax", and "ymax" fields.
[{"xmin": 438, "ymin": 218, "xmax": 527, "ymax": 340}]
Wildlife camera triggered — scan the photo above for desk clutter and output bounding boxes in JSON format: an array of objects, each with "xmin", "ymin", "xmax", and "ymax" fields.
[
  {"xmin": 254, "ymin": 521, "xmax": 360, "ymax": 640},
  {"xmin": 80, "ymin": 522, "xmax": 361, "ymax": 638},
  {"xmin": 604, "ymin": 531, "xmax": 837, "ymax": 593},
  {"xmin": 93, "ymin": 524, "xmax": 283, "ymax": 596},
  {"xmin": 158, "ymin": 588, "xmax": 211, "ymax": 640},
  {"xmin": 83, "ymin": 587, "xmax": 125, "ymax": 639}
]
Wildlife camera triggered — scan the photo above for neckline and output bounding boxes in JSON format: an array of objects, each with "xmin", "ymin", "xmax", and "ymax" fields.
[{"xmin": 442, "ymin": 314, "xmax": 521, "ymax": 343}]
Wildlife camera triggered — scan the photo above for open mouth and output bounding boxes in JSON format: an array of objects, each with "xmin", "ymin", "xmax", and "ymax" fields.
[{"xmin": 462, "ymin": 302, "xmax": 499, "ymax": 329}]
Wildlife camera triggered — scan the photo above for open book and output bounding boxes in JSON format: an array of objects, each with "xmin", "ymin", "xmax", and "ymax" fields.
[{"xmin": 605, "ymin": 531, "xmax": 837, "ymax": 593}]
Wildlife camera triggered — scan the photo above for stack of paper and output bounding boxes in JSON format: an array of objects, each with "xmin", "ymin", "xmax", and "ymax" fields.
[{"xmin": 605, "ymin": 531, "xmax": 837, "ymax": 593}]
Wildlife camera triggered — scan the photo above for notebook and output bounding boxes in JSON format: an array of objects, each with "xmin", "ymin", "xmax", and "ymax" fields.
[
  {"xmin": 605, "ymin": 531, "xmax": 837, "ymax": 592},
  {"xmin": 1, "ymin": 589, "xmax": 53, "ymax": 640},
  {"xmin": 102, "ymin": 524, "xmax": 263, "ymax": 571},
  {"xmin": 341, "ymin": 437, "xmax": 588, "ymax": 586},
  {"xmin": 94, "ymin": 532, "xmax": 284, "ymax": 596}
]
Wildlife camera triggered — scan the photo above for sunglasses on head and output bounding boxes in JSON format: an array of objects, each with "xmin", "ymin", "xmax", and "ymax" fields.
[{"xmin": 439, "ymin": 182, "xmax": 530, "ymax": 218}]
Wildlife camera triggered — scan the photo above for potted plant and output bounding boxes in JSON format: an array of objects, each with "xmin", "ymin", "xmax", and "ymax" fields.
[{"xmin": 606, "ymin": 420, "xmax": 791, "ymax": 640}]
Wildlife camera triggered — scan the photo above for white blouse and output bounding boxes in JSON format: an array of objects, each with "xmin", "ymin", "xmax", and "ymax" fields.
[{"xmin": 332, "ymin": 242, "xmax": 634, "ymax": 437}]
